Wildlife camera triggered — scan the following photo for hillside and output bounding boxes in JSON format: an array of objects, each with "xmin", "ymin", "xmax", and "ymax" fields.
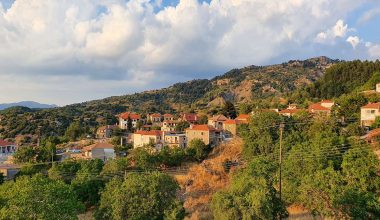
[
  {"xmin": 0, "ymin": 56, "xmax": 337, "ymax": 138},
  {"xmin": 0, "ymin": 101, "xmax": 58, "ymax": 110}
]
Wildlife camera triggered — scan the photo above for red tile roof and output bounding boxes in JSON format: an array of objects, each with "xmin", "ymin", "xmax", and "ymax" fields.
[
  {"xmin": 210, "ymin": 114, "xmax": 228, "ymax": 121},
  {"xmin": 366, "ymin": 128, "xmax": 380, "ymax": 140},
  {"xmin": 308, "ymin": 103, "xmax": 330, "ymax": 112},
  {"xmin": 83, "ymin": 142, "xmax": 114, "ymax": 151},
  {"xmin": 149, "ymin": 113, "xmax": 161, "ymax": 117},
  {"xmin": 119, "ymin": 112, "xmax": 141, "ymax": 120},
  {"xmin": 236, "ymin": 114, "xmax": 250, "ymax": 120},
  {"xmin": 0, "ymin": 139, "xmax": 15, "ymax": 147},
  {"xmin": 182, "ymin": 113, "xmax": 197, "ymax": 122},
  {"xmin": 134, "ymin": 130, "xmax": 162, "ymax": 136},
  {"xmin": 224, "ymin": 119, "xmax": 237, "ymax": 125},
  {"xmin": 362, "ymin": 103, "xmax": 380, "ymax": 109},
  {"xmin": 186, "ymin": 125, "xmax": 216, "ymax": 131},
  {"xmin": 163, "ymin": 113, "xmax": 173, "ymax": 117}
]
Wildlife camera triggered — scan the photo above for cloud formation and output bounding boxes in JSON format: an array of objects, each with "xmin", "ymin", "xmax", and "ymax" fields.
[{"xmin": 0, "ymin": 0, "xmax": 379, "ymax": 105}]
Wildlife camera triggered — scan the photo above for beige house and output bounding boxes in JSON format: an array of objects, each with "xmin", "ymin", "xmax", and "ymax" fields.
[
  {"xmin": 148, "ymin": 113, "xmax": 162, "ymax": 124},
  {"xmin": 164, "ymin": 133, "xmax": 187, "ymax": 148},
  {"xmin": 83, "ymin": 142, "xmax": 115, "ymax": 161},
  {"xmin": 96, "ymin": 125, "xmax": 117, "ymax": 139},
  {"xmin": 133, "ymin": 130, "xmax": 163, "ymax": 149},
  {"xmin": 361, "ymin": 102, "xmax": 380, "ymax": 127},
  {"xmin": 185, "ymin": 125, "xmax": 221, "ymax": 146},
  {"xmin": 118, "ymin": 112, "xmax": 142, "ymax": 129},
  {"xmin": 308, "ymin": 100, "xmax": 334, "ymax": 114},
  {"xmin": 163, "ymin": 114, "xmax": 175, "ymax": 121},
  {"xmin": 161, "ymin": 120, "xmax": 179, "ymax": 132},
  {"xmin": 0, "ymin": 139, "xmax": 17, "ymax": 155},
  {"xmin": 235, "ymin": 114, "xmax": 250, "ymax": 124},
  {"xmin": 208, "ymin": 114, "xmax": 228, "ymax": 130},
  {"xmin": 223, "ymin": 120, "xmax": 238, "ymax": 136}
]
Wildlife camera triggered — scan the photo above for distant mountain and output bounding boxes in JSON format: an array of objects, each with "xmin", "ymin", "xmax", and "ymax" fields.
[{"xmin": 0, "ymin": 101, "xmax": 58, "ymax": 110}]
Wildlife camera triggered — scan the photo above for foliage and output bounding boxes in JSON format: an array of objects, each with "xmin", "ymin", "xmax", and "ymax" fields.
[
  {"xmin": 197, "ymin": 115, "xmax": 208, "ymax": 124},
  {"xmin": 0, "ymin": 174, "xmax": 84, "ymax": 219},
  {"xmin": 95, "ymin": 172, "xmax": 185, "ymax": 220},
  {"xmin": 101, "ymin": 158, "xmax": 130, "ymax": 179},
  {"xmin": 175, "ymin": 121, "xmax": 190, "ymax": 132},
  {"xmin": 71, "ymin": 159, "xmax": 105, "ymax": 207},
  {"xmin": 211, "ymin": 158, "xmax": 288, "ymax": 220},
  {"xmin": 221, "ymin": 101, "xmax": 237, "ymax": 119},
  {"xmin": 0, "ymin": 173, "xmax": 4, "ymax": 185},
  {"xmin": 48, "ymin": 160, "xmax": 81, "ymax": 183},
  {"xmin": 65, "ymin": 121, "xmax": 85, "ymax": 141},
  {"xmin": 186, "ymin": 139, "xmax": 209, "ymax": 161}
]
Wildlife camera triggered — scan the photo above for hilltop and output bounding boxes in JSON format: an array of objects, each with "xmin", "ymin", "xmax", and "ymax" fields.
[
  {"xmin": 0, "ymin": 101, "xmax": 58, "ymax": 111},
  {"xmin": 0, "ymin": 56, "xmax": 338, "ymax": 138}
]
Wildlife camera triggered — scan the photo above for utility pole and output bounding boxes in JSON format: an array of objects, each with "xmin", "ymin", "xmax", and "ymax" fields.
[{"xmin": 279, "ymin": 123, "xmax": 285, "ymax": 203}]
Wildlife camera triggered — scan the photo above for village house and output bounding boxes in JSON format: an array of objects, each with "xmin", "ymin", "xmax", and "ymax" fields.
[
  {"xmin": 0, "ymin": 164, "xmax": 20, "ymax": 180},
  {"xmin": 133, "ymin": 130, "xmax": 163, "ymax": 149},
  {"xmin": 147, "ymin": 113, "xmax": 162, "ymax": 124},
  {"xmin": 96, "ymin": 125, "xmax": 117, "ymax": 139},
  {"xmin": 163, "ymin": 113, "xmax": 175, "ymax": 121},
  {"xmin": 185, "ymin": 124, "xmax": 221, "ymax": 147},
  {"xmin": 83, "ymin": 142, "xmax": 115, "ymax": 161},
  {"xmin": 164, "ymin": 133, "xmax": 187, "ymax": 148},
  {"xmin": 308, "ymin": 100, "xmax": 334, "ymax": 115},
  {"xmin": 235, "ymin": 114, "xmax": 250, "ymax": 124},
  {"xmin": 0, "ymin": 139, "xmax": 17, "ymax": 155},
  {"xmin": 223, "ymin": 119, "xmax": 238, "ymax": 136},
  {"xmin": 360, "ymin": 102, "xmax": 380, "ymax": 127},
  {"xmin": 208, "ymin": 114, "xmax": 228, "ymax": 130},
  {"xmin": 118, "ymin": 112, "xmax": 142, "ymax": 130},
  {"xmin": 181, "ymin": 113, "xmax": 198, "ymax": 123},
  {"xmin": 161, "ymin": 120, "xmax": 179, "ymax": 132},
  {"xmin": 279, "ymin": 104, "xmax": 304, "ymax": 117}
]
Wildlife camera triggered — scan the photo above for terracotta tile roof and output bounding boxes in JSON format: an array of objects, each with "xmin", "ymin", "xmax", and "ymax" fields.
[
  {"xmin": 186, "ymin": 124, "xmax": 216, "ymax": 131},
  {"xmin": 279, "ymin": 109, "xmax": 303, "ymax": 114},
  {"xmin": 362, "ymin": 102, "xmax": 380, "ymax": 109},
  {"xmin": 149, "ymin": 113, "xmax": 161, "ymax": 117},
  {"xmin": 163, "ymin": 114, "xmax": 173, "ymax": 117},
  {"xmin": 210, "ymin": 114, "xmax": 228, "ymax": 121},
  {"xmin": 224, "ymin": 119, "xmax": 237, "ymax": 125},
  {"xmin": 119, "ymin": 112, "xmax": 141, "ymax": 120},
  {"xmin": 236, "ymin": 114, "xmax": 250, "ymax": 120},
  {"xmin": 182, "ymin": 113, "xmax": 197, "ymax": 122},
  {"xmin": 0, "ymin": 139, "xmax": 15, "ymax": 147},
  {"xmin": 134, "ymin": 130, "xmax": 162, "ymax": 136},
  {"xmin": 83, "ymin": 142, "xmax": 114, "ymax": 151},
  {"xmin": 365, "ymin": 128, "xmax": 380, "ymax": 140},
  {"xmin": 308, "ymin": 103, "xmax": 330, "ymax": 112}
]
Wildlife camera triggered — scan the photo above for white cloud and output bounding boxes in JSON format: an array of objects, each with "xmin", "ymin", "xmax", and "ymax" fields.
[
  {"xmin": 0, "ymin": 0, "xmax": 377, "ymax": 104},
  {"xmin": 369, "ymin": 44, "xmax": 380, "ymax": 58},
  {"xmin": 358, "ymin": 7, "xmax": 380, "ymax": 24},
  {"xmin": 346, "ymin": 36, "xmax": 360, "ymax": 49}
]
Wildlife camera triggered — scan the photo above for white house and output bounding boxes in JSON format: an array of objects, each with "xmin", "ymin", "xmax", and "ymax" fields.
[
  {"xmin": 163, "ymin": 133, "xmax": 187, "ymax": 148},
  {"xmin": 83, "ymin": 142, "xmax": 115, "ymax": 161},
  {"xmin": 361, "ymin": 102, "xmax": 380, "ymax": 127},
  {"xmin": 0, "ymin": 139, "xmax": 17, "ymax": 156},
  {"xmin": 118, "ymin": 112, "xmax": 142, "ymax": 130},
  {"xmin": 133, "ymin": 130, "xmax": 163, "ymax": 149}
]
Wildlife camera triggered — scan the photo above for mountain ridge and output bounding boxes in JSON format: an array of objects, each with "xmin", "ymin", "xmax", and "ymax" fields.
[{"xmin": 0, "ymin": 101, "xmax": 58, "ymax": 111}]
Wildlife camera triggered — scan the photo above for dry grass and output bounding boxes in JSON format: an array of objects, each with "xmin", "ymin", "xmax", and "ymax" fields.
[{"xmin": 175, "ymin": 138, "xmax": 243, "ymax": 219}]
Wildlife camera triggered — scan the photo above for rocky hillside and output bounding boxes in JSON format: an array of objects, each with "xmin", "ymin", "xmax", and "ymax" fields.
[{"xmin": 0, "ymin": 56, "xmax": 338, "ymax": 138}]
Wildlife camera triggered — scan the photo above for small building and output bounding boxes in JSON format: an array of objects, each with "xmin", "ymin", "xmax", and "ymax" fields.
[
  {"xmin": 118, "ymin": 112, "xmax": 142, "ymax": 130},
  {"xmin": 223, "ymin": 119, "xmax": 238, "ymax": 136},
  {"xmin": 362, "ymin": 128, "xmax": 380, "ymax": 144},
  {"xmin": 308, "ymin": 100, "xmax": 334, "ymax": 115},
  {"xmin": 185, "ymin": 124, "xmax": 221, "ymax": 147},
  {"xmin": 164, "ymin": 133, "xmax": 187, "ymax": 148},
  {"xmin": 96, "ymin": 125, "xmax": 117, "ymax": 139},
  {"xmin": 147, "ymin": 113, "xmax": 162, "ymax": 123},
  {"xmin": 0, "ymin": 164, "xmax": 20, "ymax": 180},
  {"xmin": 163, "ymin": 114, "xmax": 175, "ymax": 121},
  {"xmin": 376, "ymin": 83, "xmax": 380, "ymax": 93},
  {"xmin": 181, "ymin": 113, "xmax": 198, "ymax": 123},
  {"xmin": 235, "ymin": 114, "xmax": 250, "ymax": 124},
  {"xmin": 361, "ymin": 102, "xmax": 380, "ymax": 127},
  {"xmin": 161, "ymin": 120, "xmax": 179, "ymax": 132},
  {"xmin": 83, "ymin": 143, "xmax": 115, "ymax": 161},
  {"xmin": 279, "ymin": 108, "xmax": 303, "ymax": 117},
  {"xmin": 0, "ymin": 139, "xmax": 17, "ymax": 155},
  {"xmin": 133, "ymin": 130, "xmax": 163, "ymax": 149},
  {"xmin": 208, "ymin": 114, "xmax": 228, "ymax": 130}
]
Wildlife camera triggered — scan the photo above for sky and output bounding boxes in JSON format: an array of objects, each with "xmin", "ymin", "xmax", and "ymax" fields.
[{"xmin": 0, "ymin": 0, "xmax": 379, "ymax": 106}]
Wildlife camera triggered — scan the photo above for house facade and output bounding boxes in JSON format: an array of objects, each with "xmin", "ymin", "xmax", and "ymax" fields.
[
  {"xmin": 0, "ymin": 164, "xmax": 20, "ymax": 180},
  {"xmin": 164, "ymin": 133, "xmax": 187, "ymax": 148},
  {"xmin": 0, "ymin": 139, "xmax": 17, "ymax": 155},
  {"xmin": 208, "ymin": 114, "xmax": 228, "ymax": 130},
  {"xmin": 119, "ymin": 112, "xmax": 141, "ymax": 129},
  {"xmin": 96, "ymin": 125, "xmax": 117, "ymax": 139},
  {"xmin": 161, "ymin": 120, "xmax": 179, "ymax": 132},
  {"xmin": 308, "ymin": 100, "xmax": 334, "ymax": 115},
  {"xmin": 361, "ymin": 102, "xmax": 380, "ymax": 127},
  {"xmin": 181, "ymin": 113, "xmax": 198, "ymax": 123},
  {"xmin": 133, "ymin": 130, "xmax": 163, "ymax": 149},
  {"xmin": 223, "ymin": 119, "xmax": 238, "ymax": 136},
  {"xmin": 83, "ymin": 142, "xmax": 115, "ymax": 161},
  {"xmin": 148, "ymin": 113, "xmax": 162, "ymax": 124},
  {"xmin": 185, "ymin": 124, "xmax": 220, "ymax": 146},
  {"xmin": 163, "ymin": 114, "xmax": 175, "ymax": 121}
]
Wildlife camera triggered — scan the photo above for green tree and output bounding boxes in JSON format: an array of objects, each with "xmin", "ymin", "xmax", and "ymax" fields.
[
  {"xmin": 101, "ymin": 158, "xmax": 130, "ymax": 180},
  {"xmin": 71, "ymin": 159, "xmax": 104, "ymax": 207},
  {"xmin": 175, "ymin": 121, "xmax": 190, "ymax": 132},
  {"xmin": 197, "ymin": 115, "xmax": 208, "ymax": 124},
  {"xmin": 127, "ymin": 116, "xmax": 133, "ymax": 132},
  {"xmin": 13, "ymin": 147, "xmax": 37, "ymax": 163},
  {"xmin": 239, "ymin": 103, "xmax": 252, "ymax": 114},
  {"xmin": 65, "ymin": 121, "xmax": 84, "ymax": 141},
  {"xmin": 221, "ymin": 101, "xmax": 237, "ymax": 119},
  {"xmin": 0, "ymin": 174, "xmax": 84, "ymax": 219},
  {"xmin": 0, "ymin": 173, "xmax": 4, "ymax": 185},
  {"xmin": 211, "ymin": 158, "xmax": 288, "ymax": 220},
  {"xmin": 95, "ymin": 172, "xmax": 185, "ymax": 220},
  {"xmin": 48, "ymin": 160, "xmax": 81, "ymax": 183},
  {"xmin": 186, "ymin": 139, "xmax": 209, "ymax": 161}
]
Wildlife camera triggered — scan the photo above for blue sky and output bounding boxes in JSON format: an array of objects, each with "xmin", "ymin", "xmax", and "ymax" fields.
[{"xmin": 0, "ymin": 0, "xmax": 379, "ymax": 105}]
